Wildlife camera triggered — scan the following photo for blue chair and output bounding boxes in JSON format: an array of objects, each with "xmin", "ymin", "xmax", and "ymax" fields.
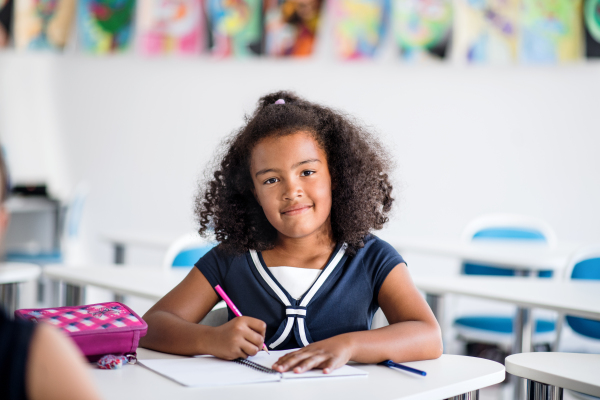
[
  {"xmin": 161, "ymin": 232, "xmax": 225, "ymax": 326},
  {"xmin": 555, "ymin": 248, "xmax": 600, "ymax": 400},
  {"xmin": 161, "ymin": 232, "xmax": 216, "ymax": 269},
  {"xmin": 453, "ymin": 214, "xmax": 558, "ymax": 353},
  {"xmin": 555, "ymin": 246, "xmax": 600, "ymax": 347}
]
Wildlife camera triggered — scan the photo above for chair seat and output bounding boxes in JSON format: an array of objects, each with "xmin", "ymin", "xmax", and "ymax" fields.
[
  {"xmin": 172, "ymin": 246, "xmax": 213, "ymax": 267},
  {"xmin": 566, "ymin": 316, "xmax": 600, "ymax": 340},
  {"xmin": 5, "ymin": 251, "xmax": 63, "ymax": 265},
  {"xmin": 455, "ymin": 316, "xmax": 555, "ymax": 334}
]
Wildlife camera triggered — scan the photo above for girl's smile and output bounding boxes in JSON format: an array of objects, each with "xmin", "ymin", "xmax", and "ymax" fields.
[{"xmin": 250, "ymin": 131, "xmax": 333, "ymax": 242}]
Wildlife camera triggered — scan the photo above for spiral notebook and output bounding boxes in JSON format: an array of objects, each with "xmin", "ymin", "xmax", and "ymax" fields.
[{"xmin": 139, "ymin": 349, "xmax": 368, "ymax": 387}]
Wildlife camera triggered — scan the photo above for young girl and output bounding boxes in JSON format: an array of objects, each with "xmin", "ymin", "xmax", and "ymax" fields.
[{"xmin": 141, "ymin": 91, "xmax": 442, "ymax": 374}]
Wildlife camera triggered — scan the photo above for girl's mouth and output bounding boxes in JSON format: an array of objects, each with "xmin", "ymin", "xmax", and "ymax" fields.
[{"xmin": 281, "ymin": 205, "xmax": 312, "ymax": 216}]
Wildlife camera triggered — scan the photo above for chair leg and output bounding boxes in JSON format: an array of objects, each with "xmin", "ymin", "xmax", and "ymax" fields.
[
  {"xmin": 527, "ymin": 379, "xmax": 563, "ymax": 400},
  {"xmin": 445, "ymin": 390, "xmax": 479, "ymax": 400},
  {"xmin": 0, "ymin": 282, "xmax": 20, "ymax": 316}
]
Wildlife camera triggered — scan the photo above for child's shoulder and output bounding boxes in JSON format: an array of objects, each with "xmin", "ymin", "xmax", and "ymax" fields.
[
  {"xmin": 354, "ymin": 235, "xmax": 405, "ymax": 268},
  {"xmin": 195, "ymin": 244, "xmax": 246, "ymax": 270}
]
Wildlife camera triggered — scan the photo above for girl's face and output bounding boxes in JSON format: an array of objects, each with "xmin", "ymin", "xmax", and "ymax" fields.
[{"xmin": 250, "ymin": 131, "xmax": 333, "ymax": 242}]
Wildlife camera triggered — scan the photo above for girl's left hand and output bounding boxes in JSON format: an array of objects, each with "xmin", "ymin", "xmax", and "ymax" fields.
[{"xmin": 272, "ymin": 336, "xmax": 354, "ymax": 374}]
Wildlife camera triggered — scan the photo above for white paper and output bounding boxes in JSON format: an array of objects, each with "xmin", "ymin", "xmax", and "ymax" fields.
[
  {"xmin": 248, "ymin": 349, "xmax": 368, "ymax": 380},
  {"xmin": 139, "ymin": 349, "xmax": 367, "ymax": 387}
]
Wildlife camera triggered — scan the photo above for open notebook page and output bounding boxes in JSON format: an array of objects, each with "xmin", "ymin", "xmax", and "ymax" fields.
[
  {"xmin": 248, "ymin": 349, "xmax": 368, "ymax": 380},
  {"xmin": 139, "ymin": 349, "xmax": 367, "ymax": 387}
]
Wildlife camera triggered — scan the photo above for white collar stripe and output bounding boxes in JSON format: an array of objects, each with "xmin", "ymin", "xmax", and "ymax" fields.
[
  {"xmin": 299, "ymin": 244, "xmax": 347, "ymax": 307},
  {"xmin": 269, "ymin": 317, "xmax": 295, "ymax": 349},
  {"xmin": 250, "ymin": 250, "xmax": 291, "ymax": 306},
  {"xmin": 286, "ymin": 309, "xmax": 307, "ymax": 316},
  {"xmin": 297, "ymin": 318, "xmax": 310, "ymax": 347}
]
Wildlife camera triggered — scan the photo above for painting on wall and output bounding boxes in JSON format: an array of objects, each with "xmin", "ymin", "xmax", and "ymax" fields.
[
  {"xmin": 206, "ymin": 0, "xmax": 262, "ymax": 57},
  {"xmin": 330, "ymin": 0, "xmax": 388, "ymax": 59},
  {"xmin": 78, "ymin": 0, "xmax": 136, "ymax": 54},
  {"xmin": 452, "ymin": 0, "xmax": 519, "ymax": 63},
  {"xmin": 14, "ymin": 0, "xmax": 76, "ymax": 50},
  {"xmin": 137, "ymin": 0, "xmax": 204, "ymax": 55},
  {"xmin": 264, "ymin": 0, "xmax": 323, "ymax": 56},
  {"xmin": 519, "ymin": 0, "xmax": 583, "ymax": 63},
  {"xmin": 393, "ymin": 0, "xmax": 452, "ymax": 61},
  {"xmin": 584, "ymin": 0, "xmax": 600, "ymax": 57},
  {"xmin": 0, "ymin": 0, "xmax": 13, "ymax": 48}
]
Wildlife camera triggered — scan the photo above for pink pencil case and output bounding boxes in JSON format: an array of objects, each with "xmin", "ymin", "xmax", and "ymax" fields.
[{"xmin": 15, "ymin": 302, "xmax": 147, "ymax": 362}]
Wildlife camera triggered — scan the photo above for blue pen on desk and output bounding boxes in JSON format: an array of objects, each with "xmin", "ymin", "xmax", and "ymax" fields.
[{"xmin": 379, "ymin": 360, "xmax": 427, "ymax": 376}]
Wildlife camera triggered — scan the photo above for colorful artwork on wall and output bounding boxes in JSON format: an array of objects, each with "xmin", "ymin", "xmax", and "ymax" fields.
[
  {"xmin": 14, "ymin": 0, "xmax": 76, "ymax": 50},
  {"xmin": 78, "ymin": 0, "xmax": 136, "ymax": 54},
  {"xmin": 0, "ymin": 0, "xmax": 13, "ymax": 48},
  {"xmin": 137, "ymin": 0, "xmax": 204, "ymax": 55},
  {"xmin": 452, "ymin": 0, "xmax": 519, "ymax": 63},
  {"xmin": 206, "ymin": 0, "xmax": 262, "ymax": 57},
  {"xmin": 331, "ymin": 0, "xmax": 388, "ymax": 59},
  {"xmin": 264, "ymin": 0, "xmax": 323, "ymax": 56},
  {"xmin": 584, "ymin": 0, "xmax": 600, "ymax": 57},
  {"xmin": 393, "ymin": 0, "xmax": 452, "ymax": 61},
  {"xmin": 519, "ymin": 0, "xmax": 583, "ymax": 63}
]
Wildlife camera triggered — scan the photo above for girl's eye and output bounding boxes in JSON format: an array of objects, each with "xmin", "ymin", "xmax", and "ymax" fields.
[
  {"xmin": 301, "ymin": 170, "xmax": 316, "ymax": 177},
  {"xmin": 264, "ymin": 177, "xmax": 279, "ymax": 185}
]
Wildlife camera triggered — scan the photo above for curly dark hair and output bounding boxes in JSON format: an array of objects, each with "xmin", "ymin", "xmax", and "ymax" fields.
[{"xmin": 196, "ymin": 91, "xmax": 394, "ymax": 255}]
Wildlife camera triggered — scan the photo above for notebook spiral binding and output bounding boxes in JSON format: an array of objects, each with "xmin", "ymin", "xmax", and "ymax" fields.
[{"xmin": 233, "ymin": 358, "xmax": 280, "ymax": 375}]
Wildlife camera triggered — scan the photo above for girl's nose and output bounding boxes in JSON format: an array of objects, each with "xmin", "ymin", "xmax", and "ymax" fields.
[{"xmin": 282, "ymin": 179, "xmax": 303, "ymax": 200}]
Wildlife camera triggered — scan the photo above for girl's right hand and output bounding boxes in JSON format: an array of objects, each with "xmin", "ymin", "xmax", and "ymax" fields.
[{"xmin": 208, "ymin": 316, "xmax": 267, "ymax": 360}]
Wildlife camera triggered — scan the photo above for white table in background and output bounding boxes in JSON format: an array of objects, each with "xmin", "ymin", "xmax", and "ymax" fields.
[
  {"xmin": 89, "ymin": 348, "xmax": 504, "ymax": 400},
  {"xmin": 0, "ymin": 263, "xmax": 42, "ymax": 315},
  {"xmin": 43, "ymin": 265, "xmax": 191, "ymax": 302},
  {"xmin": 390, "ymin": 236, "xmax": 582, "ymax": 273},
  {"xmin": 99, "ymin": 231, "xmax": 180, "ymax": 264},
  {"xmin": 506, "ymin": 352, "xmax": 600, "ymax": 399},
  {"xmin": 412, "ymin": 276, "xmax": 600, "ymax": 400}
]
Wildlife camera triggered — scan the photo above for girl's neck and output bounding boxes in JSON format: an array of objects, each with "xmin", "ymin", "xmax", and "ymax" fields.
[{"xmin": 262, "ymin": 225, "xmax": 336, "ymax": 270}]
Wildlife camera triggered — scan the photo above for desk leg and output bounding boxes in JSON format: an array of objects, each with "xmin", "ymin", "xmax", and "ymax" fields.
[
  {"xmin": 445, "ymin": 390, "xmax": 479, "ymax": 399},
  {"xmin": 113, "ymin": 243, "xmax": 126, "ymax": 303},
  {"xmin": 114, "ymin": 244, "xmax": 125, "ymax": 264},
  {"xmin": 527, "ymin": 379, "xmax": 563, "ymax": 400},
  {"xmin": 64, "ymin": 283, "xmax": 85, "ymax": 306},
  {"xmin": 0, "ymin": 283, "xmax": 19, "ymax": 316}
]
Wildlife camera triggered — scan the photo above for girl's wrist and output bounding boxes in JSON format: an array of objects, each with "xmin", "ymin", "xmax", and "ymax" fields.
[{"xmin": 195, "ymin": 324, "xmax": 217, "ymax": 356}]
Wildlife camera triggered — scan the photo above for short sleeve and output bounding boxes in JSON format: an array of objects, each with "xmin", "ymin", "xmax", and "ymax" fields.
[
  {"xmin": 194, "ymin": 246, "xmax": 231, "ymax": 294},
  {"xmin": 362, "ymin": 236, "xmax": 406, "ymax": 300},
  {"xmin": 0, "ymin": 307, "xmax": 36, "ymax": 400}
]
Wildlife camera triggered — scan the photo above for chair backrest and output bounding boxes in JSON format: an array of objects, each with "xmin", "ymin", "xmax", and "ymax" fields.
[
  {"xmin": 460, "ymin": 214, "xmax": 557, "ymax": 276},
  {"xmin": 562, "ymin": 246, "xmax": 600, "ymax": 340},
  {"xmin": 162, "ymin": 232, "xmax": 216, "ymax": 270},
  {"xmin": 63, "ymin": 182, "xmax": 91, "ymax": 240}
]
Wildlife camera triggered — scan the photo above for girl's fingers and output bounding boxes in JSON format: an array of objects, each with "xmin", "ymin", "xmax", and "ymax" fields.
[
  {"xmin": 243, "ymin": 329, "xmax": 265, "ymax": 348},
  {"xmin": 239, "ymin": 340, "xmax": 260, "ymax": 357},
  {"xmin": 319, "ymin": 357, "xmax": 343, "ymax": 374},
  {"xmin": 292, "ymin": 353, "xmax": 331, "ymax": 373},
  {"xmin": 273, "ymin": 349, "xmax": 314, "ymax": 371}
]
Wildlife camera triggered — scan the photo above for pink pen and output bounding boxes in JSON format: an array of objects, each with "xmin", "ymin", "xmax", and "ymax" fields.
[{"xmin": 214, "ymin": 285, "xmax": 270, "ymax": 354}]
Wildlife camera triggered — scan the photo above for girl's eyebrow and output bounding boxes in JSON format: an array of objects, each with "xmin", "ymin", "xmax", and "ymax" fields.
[{"xmin": 254, "ymin": 159, "xmax": 321, "ymax": 178}]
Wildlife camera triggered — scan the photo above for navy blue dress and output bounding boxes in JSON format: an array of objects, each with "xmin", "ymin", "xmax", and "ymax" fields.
[{"xmin": 195, "ymin": 235, "xmax": 405, "ymax": 350}]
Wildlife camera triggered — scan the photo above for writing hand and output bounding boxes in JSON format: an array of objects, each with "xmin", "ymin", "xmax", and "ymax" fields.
[
  {"xmin": 272, "ymin": 336, "xmax": 354, "ymax": 374},
  {"xmin": 209, "ymin": 316, "xmax": 266, "ymax": 360}
]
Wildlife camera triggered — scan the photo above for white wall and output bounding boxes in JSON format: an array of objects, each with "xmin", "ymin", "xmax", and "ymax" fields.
[{"xmin": 1, "ymin": 52, "xmax": 599, "ymax": 266}]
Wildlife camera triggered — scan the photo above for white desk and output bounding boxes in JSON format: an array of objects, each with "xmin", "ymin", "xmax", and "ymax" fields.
[
  {"xmin": 391, "ymin": 237, "xmax": 581, "ymax": 272},
  {"xmin": 506, "ymin": 352, "xmax": 600, "ymax": 399},
  {"xmin": 0, "ymin": 263, "xmax": 42, "ymax": 315},
  {"xmin": 44, "ymin": 265, "xmax": 190, "ymax": 302},
  {"xmin": 413, "ymin": 275, "xmax": 600, "ymax": 400},
  {"xmin": 412, "ymin": 276, "xmax": 600, "ymax": 321},
  {"xmin": 99, "ymin": 231, "xmax": 180, "ymax": 264},
  {"xmin": 89, "ymin": 348, "xmax": 504, "ymax": 400}
]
